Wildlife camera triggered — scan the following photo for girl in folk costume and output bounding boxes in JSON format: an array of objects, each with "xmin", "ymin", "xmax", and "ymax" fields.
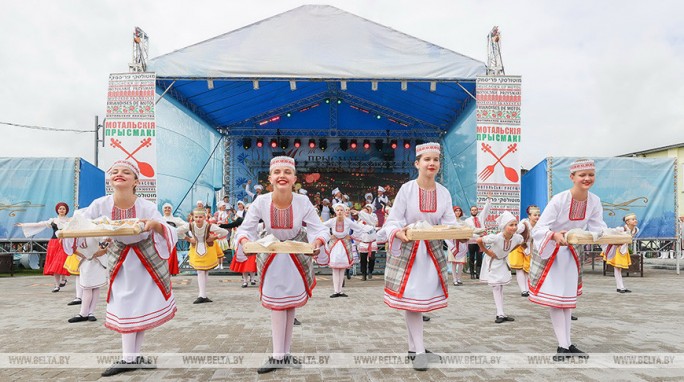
[
  {"xmin": 64, "ymin": 237, "xmax": 108, "ymax": 323},
  {"xmin": 63, "ymin": 252, "xmax": 84, "ymax": 305},
  {"xmin": 17, "ymin": 202, "xmax": 72, "ymax": 292},
  {"xmin": 234, "ymin": 156, "xmax": 330, "ymax": 374},
  {"xmin": 377, "ymin": 142, "xmax": 459, "ymax": 371},
  {"xmin": 214, "ymin": 202, "xmax": 232, "ymax": 270},
  {"xmin": 446, "ymin": 206, "xmax": 468, "ymax": 286},
  {"xmin": 162, "ymin": 203, "xmax": 188, "ymax": 276},
  {"xmin": 530, "ymin": 158, "xmax": 607, "ymax": 360},
  {"xmin": 62, "ymin": 160, "xmax": 177, "ymax": 377},
  {"xmin": 478, "ymin": 211, "xmax": 524, "ymax": 323},
  {"xmin": 355, "ymin": 204, "xmax": 379, "ymax": 280},
  {"xmin": 509, "ymin": 205, "xmax": 541, "ymax": 296},
  {"xmin": 602, "ymin": 213, "xmax": 638, "ymax": 293},
  {"xmin": 179, "ymin": 208, "xmax": 228, "ymax": 303},
  {"xmin": 331, "ymin": 188, "xmax": 344, "ymax": 206},
  {"xmin": 373, "ymin": 186, "xmax": 389, "ymax": 226},
  {"xmin": 324, "ymin": 203, "xmax": 372, "ymax": 297},
  {"xmin": 226, "ymin": 201, "xmax": 258, "ymax": 287}
]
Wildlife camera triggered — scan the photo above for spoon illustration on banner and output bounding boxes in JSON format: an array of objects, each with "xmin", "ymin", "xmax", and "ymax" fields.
[
  {"xmin": 109, "ymin": 138, "xmax": 155, "ymax": 177},
  {"xmin": 479, "ymin": 143, "xmax": 518, "ymax": 182}
]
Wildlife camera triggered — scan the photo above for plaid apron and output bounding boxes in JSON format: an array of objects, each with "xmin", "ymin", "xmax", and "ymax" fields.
[
  {"xmin": 528, "ymin": 243, "xmax": 582, "ymax": 296},
  {"xmin": 384, "ymin": 239, "xmax": 448, "ymax": 298},
  {"xmin": 107, "ymin": 237, "xmax": 172, "ymax": 302},
  {"xmin": 255, "ymin": 229, "xmax": 316, "ymax": 297}
]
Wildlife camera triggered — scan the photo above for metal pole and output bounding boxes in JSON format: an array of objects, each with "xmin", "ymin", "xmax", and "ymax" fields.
[{"xmin": 94, "ymin": 115, "xmax": 99, "ymax": 167}]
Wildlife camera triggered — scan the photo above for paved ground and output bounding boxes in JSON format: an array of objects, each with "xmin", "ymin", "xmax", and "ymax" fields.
[{"xmin": 1, "ymin": 267, "xmax": 683, "ymax": 381}]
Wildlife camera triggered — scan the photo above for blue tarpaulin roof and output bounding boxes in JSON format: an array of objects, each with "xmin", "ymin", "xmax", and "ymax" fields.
[{"xmin": 148, "ymin": 4, "xmax": 486, "ymax": 137}]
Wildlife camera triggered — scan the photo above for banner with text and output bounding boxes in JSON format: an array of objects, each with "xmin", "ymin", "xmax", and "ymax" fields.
[
  {"xmin": 476, "ymin": 75, "xmax": 522, "ymax": 230},
  {"xmin": 103, "ymin": 72, "xmax": 157, "ymax": 202}
]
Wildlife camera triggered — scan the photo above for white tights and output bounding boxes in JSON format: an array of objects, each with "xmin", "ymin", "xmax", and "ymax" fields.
[
  {"xmin": 79, "ymin": 288, "xmax": 100, "ymax": 317},
  {"xmin": 197, "ymin": 270, "xmax": 208, "ymax": 297},
  {"xmin": 614, "ymin": 267, "xmax": 625, "ymax": 290},
  {"xmin": 549, "ymin": 307, "xmax": 573, "ymax": 348},
  {"xmin": 271, "ymin": 308, "xmax": 296, "ymax": 360},
  {"xmin": 405, "ymin": 311, "xmax": 425, "ymax": 354},
  {"xmin": 121, "ymin": 331, "xmax": 145, "ymax": 362},
  {"xmin": 492, "ymin": 285, "xmax": 505, "ymax": 316},
  {"xmin": 451, "ymin": 263, "xmax": 462, "ymax": 283},
  {"xmin": 332, "ymin": 268, "xmax": 345, "ymax": 293},
  {"xmin": 515, "ymin": 271, "xmax": 529, "ymax": 293}
]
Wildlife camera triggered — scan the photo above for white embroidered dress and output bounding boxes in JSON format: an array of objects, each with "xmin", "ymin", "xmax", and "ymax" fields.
[
  {"xmin": 378, "ymin": 180, "xmax": 458, "ymax": 312},
  {"xmin": 234, "ymin": 193, "xmax": 330, "ymax": 310},
  {"xmin": 479, "ymin": 233, "xmax": 524, "ymax": 286},
  {"xmin": 324, "ymin": 217, "xmax": 369, "ymax": 269}
]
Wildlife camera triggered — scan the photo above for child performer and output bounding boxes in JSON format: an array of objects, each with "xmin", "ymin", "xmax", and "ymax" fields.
[
  {"xmin": 65, "ymin": 237, "xmax": 108, "ymax": 323},
  {"xmin": 162, "ymin": 203, "xmax": 188, "ymax": 276},
  {"xmin": 603, "ymin": 213, "xmax": 638, "ymax": 293},
  {"xmin": 179, "ymin": 209, "xmax": 228, "ymax": 303},
  {"xmin": 446, "ymin": 206, "xmax": 467, "ymax": 286},
  {"xmin": 63, "ymin": 160, "xmax": 177, "ymax": 376},
  {"xmin": 478, "ymin": 211, "xmax": 524, "ymax": 323},
  {"xmin": 530, "ymin": 159, "xmax": 607, "ymax": 361},
  {"xmin": 17, "ymin": 202, "xmax": 72, "ymax": 292},
  {"xmin": 234, "ymin": 156, "xmax": 330, "ymax": 374},
  {"xmin": 214, "ymin": 202, "xmax": 231, "ymax": 270},
  {"xmin": 356, "ymin": 204, "xmax": 379, "ymax": 280},
  {"xmin": 377, "ymin": 142, "xmax": 459, "ymax": 371},
  {"xmin": 324, "ymin": 203, "xmax": 372, "ymax": 296},
  {"xmin": 509, "ymin": 205, "xmax": 541, "ymax": 296}
]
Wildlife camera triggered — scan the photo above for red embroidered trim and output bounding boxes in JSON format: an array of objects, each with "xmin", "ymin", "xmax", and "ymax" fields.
[
  {"xmin": 112, "ymin": 205, "xmax": 136, "ymax": 220},
  {"xmin": 569, "ymin": 198, "xmax": 587, "ymax": 221},
  {"xmin": 335, "ymin": 219, "xmax": 345, "ymax": 233},
  {"xmin": 418, "ymin": 188, "xmax": 437, "ymax": 213},
  {"xmin": 270, "ymin": 203, "xmax": 294, "ymax": 229},
  {"xmin": 503, "ymin": 239, "xmax": 511, "ymax": 252}
]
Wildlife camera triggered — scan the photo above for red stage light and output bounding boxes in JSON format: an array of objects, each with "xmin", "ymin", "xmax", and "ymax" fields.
[
  {"xmin": 350, "ymin": 139, "xmax": 357, "ymax": 149},
  {"xmin": 294, "ymin": 139, "xmax": 301, "ymax": 148},
  {"xmin": 270, "ymin": 139, "xmax": 278, "ymax": 148},
  {"xmin": 403, "ymin": 140, "xmax": 411, "ymax": 149},
  {"xmin": 363, "ymin": 140, "xmax": 370, "ymax": 150},
  {"xmin": 390, "ymin": 140, "xmax": 398, "ymax": 149},
  {"xmin": 309, "ymin": 139, "xmax": 316, "ymax": 149},
  {"xmin": 256, "ymin": 138, "xmax": 264, "ymax": 148}
]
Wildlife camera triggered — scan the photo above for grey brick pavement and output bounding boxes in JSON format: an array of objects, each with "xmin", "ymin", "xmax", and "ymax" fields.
[{"xmin": 0, "ymin": 269, "xmax": 683, "ymax": 381}]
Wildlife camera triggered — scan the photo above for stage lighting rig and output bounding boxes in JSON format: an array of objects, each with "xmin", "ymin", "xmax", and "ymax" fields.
[
  {"xmin": 309, "ymin": 139, "xmax": 316, "ymax": 149},
  {"xmin": 294, "ymin": 139, "xmax": 301, "ymax": 148},
  {"xmin": 256, "ymin": 138, "xmax": 264, "ymax": 148},
  {"xmin": 339, "ymin": 139, "xmax": 348, "ymax": 151},
  {"xmin": 375, "ymin": 139, "xmax": 384, "ymax": 151},
  {"xmin": 319, "ymin": 139, "xmax": 328, "ymax": 151},
  {"xmin": 403, "ymin": 140, "xmax": 411, "ymax": 149},
  {"xmin": 390, "ymin": 140, "xmax": 398, "ymax": 150},
  {"xmin": 243, "ymin": 138, "xmax": 252, "ymax": 149},
  {"xmin": 280, "ymin": 138, "xmax": 289, "ymax": 150},
  {"xmin": 350, "ymin": 139, "xmax": 358, "ymax": 149},
  {"xmin": 363, "ymin": 140, "xmax": 371, "ymax": 150},
  {"xmin": 270, "ymin": 138, "xmax": 278, "ymax": 148}
]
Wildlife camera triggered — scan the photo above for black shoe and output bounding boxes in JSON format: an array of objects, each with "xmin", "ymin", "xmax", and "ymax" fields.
[
  {"xmin": 338, "ymin": 293, "xmax": 348, "ymax": 297},
  {"xmin": 368, "ymin": 274, "xmax": 373, "ymax": 279},
  {"xmin": 521, "ymin": 291, "xmax": 529, "ymax": 297},
  {"xmin": 59, "ymin": 279, "xmax": 67, "ymax": 287},
  {"xmin": 456, "ymin": 281, "xmax": 463, "ymax": 285},
  {"xmin": 553, "ymin": 347, "xmax": 571, "ymax": 362},
  {"xmin": 342, "ymin": 280, "xmax": 345, "ymax": 287},
  {"xmin": 101, "ymin": 360, "xmax": 137, "ymax": 377},
  {"xmin": 204, "ymin": 297, "xmax": 213, "ymax": 303},
  {"xmin": 68, "ymin": 315, "xmax": 89, "ymax": 323},
  {"xmin": 568, "ymin": 345, "xmax": 589, "ymax": 359},
  {"xmin": 617, "ymin": 288, "xmax": 631, "ymax": 293},
  {"xmin": 495, "ymin": 316, "xmax": 505, "ymax": 324},
  {"xmin": 52, "ymin": 286, "xmax": 60, "ymax": 293},
  {"xmin": 193, "ymin": 297, "xmax": 207, "ymax": 304},
  {"xmin": 412, "ymin": 353, "xmax": 428, "ymax": 371},
  {"xmin": 571, "ymin": 315, "xmax": 578, "ymax": 321},
  {"xmin": 257, "ymin": 357, "xmax": 286, "ymax": 374},
  {"xmin": 251, "ymin": 280, "xmax": 256, "ymax": 286},
  {"xmin": 362, "ymin": 275, "xmax": 367, "ymax": 281},
  {"xmin": 88, "ymin": 315, "xmax": 97, "ymax": 322},
  {"xmin": 330, "ymin": 293, "xmax": 340, "ymax": 298},
  {"xmin": 422, "ymin": 315, "xmax": 430, "ymax": 322},
  {"xmin": 67, "ymin": 298, "xmax": 82, "ymax": 306},
  {"xmin": 346, "ymin": 273, "xmax": 351, "ymax": 280},
  {"xmin": 408, "ymin": 350, "xmax": 442, "ymax": 363},
  {"xmin": 293, "ymin": 318, "xmax": 301, "ymax": 326},
  {"xmin": 242, "ymin": 282, "xmax": 248, "ymax": 288},
  {"xmin": 136, "ymin": 356, "xmax": 157, "ymax": 369},
  {"xmin": 285, "ymin": 355, "xmax": 303, "ymax": 369}
]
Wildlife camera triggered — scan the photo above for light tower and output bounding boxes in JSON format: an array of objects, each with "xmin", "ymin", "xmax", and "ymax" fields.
[
  {"xmin": 129, "ymin": 27, "xmax": 149, "ymax": 72},
  {"xmin": 486, "ymin": 26, "xmax": 505, "ymax": 75}
]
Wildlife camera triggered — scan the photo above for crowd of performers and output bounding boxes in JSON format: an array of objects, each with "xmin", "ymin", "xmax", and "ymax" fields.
[{"xmin": 17, "ymin": 146, "xmax": 644, "ymax": 375}]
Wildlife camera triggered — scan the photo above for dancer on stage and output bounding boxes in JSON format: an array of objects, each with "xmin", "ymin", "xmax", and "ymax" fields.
[
  {"xmin": 478, "ymin": 211, "xmax": 524, "ymax": 323},
  {"xmin": 162, "ymin": 203, "xmax": 188, "ymax": 276},
  {"xmin": 234, "ymin": 156, "xmax": 330, "ymax": 374},
  {"xmin": 372, "ymin": 186, "xmax": 389, "ymax": 226},
  {"xmin": 377, "ymin": 142, "xmax": 459, "ymax": 371},
  {"xmin": 509, "ymin": 205, "xmax": 541, "ymax": 296},
  {"xmin": 179, "ymin": 208, "xmax": 228, "ymax": 303},
  {"xmin": 530, "ymin": 158, "xmax": 607, "ymax": 361},
  {"xmin": 64, "ymin": 236, "xmax": 108, "ymax": 323},
  {"xmin": 245, "ymin": 180, "xmax": 264, "ymax": 201},
  {"xmin": 603, "ymin": 213, "xmax": 638, "ymax": 293},
  {"xmin": 446, "ymin": 206, "xmax": 467, "ymax": 286},
  {"xmin": 324, "ymin": 203, "xmax": 372, "ymax": 297},
  {"xmin": 63, "ymin": 160, "xmax": 177, "ymax": 376},
  {"xmin": 355, "ymin": 204, "xmax": 379, "ymax": 280},
  {"xmin": 17, "ymin": 202, "xmax": 72, "ymax": 292}
]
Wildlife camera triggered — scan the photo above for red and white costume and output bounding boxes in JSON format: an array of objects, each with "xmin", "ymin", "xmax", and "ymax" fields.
[{"xmin": 324, "ymin": 217, "xmax": 368, "ymax": 269}]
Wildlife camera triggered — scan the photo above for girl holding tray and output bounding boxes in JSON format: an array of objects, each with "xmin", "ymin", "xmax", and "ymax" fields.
[
  {"xmin": 377, "ymin": 142, "xmax": 459, "ymax": 371},
  {"xmin": 234, "ymin": 156, "xmax": 330, "ymax": 374},
  {"xmin": 62, "ymin": 160, "xmax": 177, "ymax": 377},
  {"xmin": 324, "ymin": 203, "xmax": 373, "ymax": 297},
  {"xmin": 602, "ymin": 212, "xmax": 638, "ymax": 293},
  {"xmin": 530, "ymin": 158, "xmax": 607, "ymax": 361},
  {"xmin": 477, "ymin": 211, "xmax": 524, "ymax": 323},
  {"xmin": 509, "ymin": 205, "xmax": 541, "ymax": 296},
  {"xmin": 446, "ymin": 206, "xmax": 467, "ymax": 286}
]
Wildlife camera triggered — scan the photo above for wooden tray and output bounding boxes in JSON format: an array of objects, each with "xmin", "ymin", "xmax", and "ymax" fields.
[
  {"xmin": 243, "ymin": 241, "xmax": 314, "ymax": 255},
  {"xmin": 406, "ymin": 225, "xmax": 473, "ymax": 241},
  {"xmin": 566, "ymin": 232, "xmax": 632, "ymax": 245},
  {"xmin": 57, "ymin": 225, "xmax": 143, "ymax": 238}
]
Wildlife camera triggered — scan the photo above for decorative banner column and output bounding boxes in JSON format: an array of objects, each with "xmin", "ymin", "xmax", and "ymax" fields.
[
  {"xmin": 475, "ymin": 75, "xmax": 522, "ymax": 229},
  {"xmin": 102, "ymin": 72, "xmax": 157, "ymax": 202}
]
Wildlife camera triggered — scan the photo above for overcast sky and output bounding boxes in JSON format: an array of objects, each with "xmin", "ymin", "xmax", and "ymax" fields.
[{"xmin": 1, "ymin": 0, "xmax": 683, "ymax": 170}]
